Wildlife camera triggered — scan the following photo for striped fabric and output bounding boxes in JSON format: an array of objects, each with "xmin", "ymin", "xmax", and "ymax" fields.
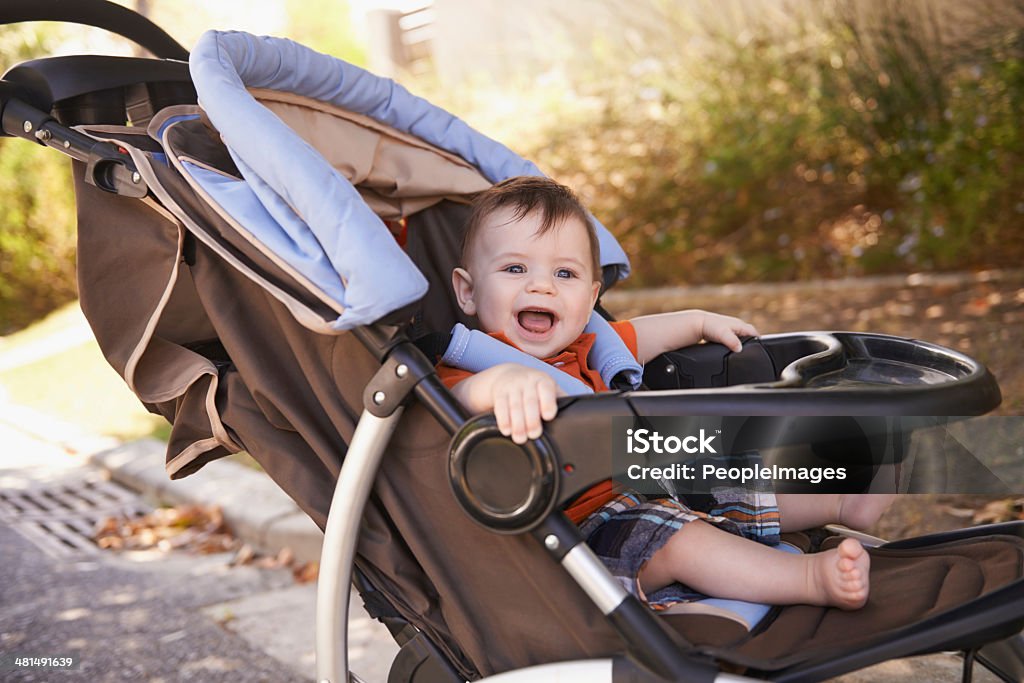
[{"xmin": 579, "ymin": 490, "xmax": 781, "ymax": 610}]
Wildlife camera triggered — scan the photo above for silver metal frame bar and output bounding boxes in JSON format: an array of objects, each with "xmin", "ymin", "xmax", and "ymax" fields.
[
  {"xmin": 561, "ymin": 543, "xmax": 630, "ymax": 615},
  {"xmin": 316, "ymin": 408, "xmax": 405, "ymax": 683}
]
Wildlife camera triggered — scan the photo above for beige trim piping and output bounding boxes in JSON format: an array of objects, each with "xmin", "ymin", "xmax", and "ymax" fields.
[
  {"xmin": 205, "ymin": 371, "xmax": 242, "ymax": 453},
  {"xmin": 141, "ymin": 195, "xmax": 181, "ymax": 225},
  {"xmin": 72, "ymin": 129, "xmax": 201, "ymax": 400},
  {"xmin": 166, "ymin": 437, "xmax": 223, "ymax": 478},
  {"xmin": 175, "ymin": 156, "xmax": 239, "ymax": 179},
  {"xmin": 171, "ymin": 149, "xmax": 346, "ymax": 316},
  {"xmin": 128, "ymin": 146, "xmax": 338, "ymax": 336},
  {"xmin": 122, "ymin": 203, "xmax": 185, "ymax": 396}
]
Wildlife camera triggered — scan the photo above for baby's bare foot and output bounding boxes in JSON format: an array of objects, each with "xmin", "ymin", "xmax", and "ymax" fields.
[
  {"xmin": 837, "ymin": 493, "xmax": 897, "ymax": 531},
  {"xmin": 809, "ymin": 538, "xmax": 870, "ymax": 610}
]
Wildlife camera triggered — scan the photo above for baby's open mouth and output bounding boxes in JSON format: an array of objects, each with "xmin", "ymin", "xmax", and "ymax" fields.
[{"xmin": 517, "ymin": 309, "xmax": 556, "ymax": 334}]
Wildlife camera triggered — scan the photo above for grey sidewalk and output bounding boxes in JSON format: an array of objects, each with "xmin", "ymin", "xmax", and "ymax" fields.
[
  {"xmin": 0, "ymin": 397, "xmax": 324, "ymax": 565},
  {"xmin": 0, "ymin": 405, "xmax": 399, "ymax": 682}
]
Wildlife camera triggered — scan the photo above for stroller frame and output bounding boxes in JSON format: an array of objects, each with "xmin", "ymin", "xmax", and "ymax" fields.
[
  {"xmin": 3, "ymin": 3, "xmax": 1023, "ymax": 682},
  {"xmin": 313, "ymin": 331, "xmax": 733, "ymax": 683},
  {"xmin": 314, "ymin": 325, "xmax": 1023, "ymax": 683}
]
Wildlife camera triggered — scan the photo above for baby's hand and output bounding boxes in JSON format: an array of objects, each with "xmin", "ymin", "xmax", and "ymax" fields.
[
  {"xmin": 698, "ymin": 312, "xmax": 759, "ymax": 353},
  {"xmin": 489, "ymin": 365, "xmax": 561, "ymax": 444},
  {"xmin": 450, "ymin": 363, "xmax": 562, "ymax": 444}
]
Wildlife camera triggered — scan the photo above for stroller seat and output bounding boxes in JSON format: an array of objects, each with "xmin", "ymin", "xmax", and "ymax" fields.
[
  {"xmin": 2, "ymin": 10, "xmax": 1022, "ymax": 683},
  {"xmin": 666, "ymin": 531, "xmax": 1024, "ymax": 669}
]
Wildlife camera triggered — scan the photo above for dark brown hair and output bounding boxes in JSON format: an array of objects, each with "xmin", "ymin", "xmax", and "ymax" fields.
[{"xmin": 462, "ymin": 176, "xmax": 601, "ymax": 280}]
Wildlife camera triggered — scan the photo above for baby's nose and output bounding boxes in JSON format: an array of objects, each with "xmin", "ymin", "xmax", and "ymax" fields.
[{"xmin": 526, "ymin": 272, "xmax": 556, "ymax": 292}]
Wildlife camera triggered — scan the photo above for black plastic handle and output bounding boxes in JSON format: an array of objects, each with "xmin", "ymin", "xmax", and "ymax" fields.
[{"xmin": 0, "ymin": 0, "xmax": 188, "ymax": 60}]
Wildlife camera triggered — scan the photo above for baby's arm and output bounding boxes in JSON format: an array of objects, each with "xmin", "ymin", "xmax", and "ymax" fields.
[
  {"xmin": 631, "ymin": 310, "xmax": 759, "ymax": 363},
  {"xmin": 448, "ymin": 363, "xmax": 562, "ymax": 444}
]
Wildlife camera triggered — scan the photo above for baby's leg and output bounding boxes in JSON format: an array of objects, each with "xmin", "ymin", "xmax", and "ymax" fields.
[
  {"xmin": 776, "ymin": 493, "xmax": 896, "ymax": 532},
  {"xmin": 639, "ymin": 520, "xmax": 870, "ymax": 609}
]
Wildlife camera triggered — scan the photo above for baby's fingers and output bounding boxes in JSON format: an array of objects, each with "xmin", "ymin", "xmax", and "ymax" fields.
[
  {"xmin": 495, "ymin": 375, "xmax": 562, "ymax": 444},
  {"xmin": 506, "ymin": 388, "xmax": 528, "ymax": 444},
  {"xmin": 725, "ymin": 323, "xmax": 759, "ymax": 352},
  {"xmin": 539, "ymin": 380, "xmax": 559, "ymax": 422},
  {"xmin": 721, "ymin": 331, "xmax": 744, "ymax": 353},
  {"xmin": 705, "ymin": 324, "xmax": 744, "ymax": 353},
  {"xmin": 708, "ymin": 318, "xmax": 759, "ymax": 352},
  {"xmin": 736, "ymin": 321, "xmax": 760, "ymax": 339},
  {"xmin": 522, "ymin": 384, "xmax": 543, "ymax": 441},
  {"xmin": 493, "ymin": 390, "xmax": 512, "ymax": 439}
]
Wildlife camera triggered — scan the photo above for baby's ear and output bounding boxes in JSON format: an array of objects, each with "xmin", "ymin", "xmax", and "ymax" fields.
[
  {"xmin": 590, "ymin": 279, "xmax": 601, "ymax": 308},
  {"xmin": 452, "ymin": 268, "xmax": 477, "ymax": 316}
]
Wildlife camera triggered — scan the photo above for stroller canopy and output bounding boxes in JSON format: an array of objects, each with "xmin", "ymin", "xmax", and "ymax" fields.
[{"xmin": 188, "ymin": 30, "xmax": 631, "ymax": 331}]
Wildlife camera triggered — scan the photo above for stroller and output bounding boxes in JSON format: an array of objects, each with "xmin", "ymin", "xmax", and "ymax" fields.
[{"xmin": 2, "ymin": 3, "xmax": 1023, "ymax": 682}]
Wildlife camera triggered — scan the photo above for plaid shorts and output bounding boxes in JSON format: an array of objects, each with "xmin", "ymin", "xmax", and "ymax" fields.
[{"xmin": 578, "ymin": 490, "xmax": 781, "ymax": 609}]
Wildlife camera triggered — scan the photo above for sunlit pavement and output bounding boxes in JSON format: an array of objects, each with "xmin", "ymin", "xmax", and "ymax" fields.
[{"xmin": 0, "ymin": 413, "xmax": 398, "ymax": 682}]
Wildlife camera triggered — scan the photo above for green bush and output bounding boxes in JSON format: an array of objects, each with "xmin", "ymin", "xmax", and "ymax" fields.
[
  {"xmin": 0, "ymin": 24, "xmax": 78, "ymax": 333},
  {"xmin": 0, "ymin": 139, "xmax": 77, "ymax": 334},
  {"xmin": 816, "ymin": 2, "xmax": 1024, "ymax": 272},
  {"xmin": 516, "ymin": 1, "xmax": 1024, "ymax": 285}
]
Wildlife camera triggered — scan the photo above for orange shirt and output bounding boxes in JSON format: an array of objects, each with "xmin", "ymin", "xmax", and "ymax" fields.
[{"xmin": 436, "ymin": 320, "xmax": 638, "ymax": 525}]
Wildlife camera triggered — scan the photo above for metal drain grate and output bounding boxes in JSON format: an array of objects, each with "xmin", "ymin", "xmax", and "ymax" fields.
[{"xmin": 0, "ymin": 475, "xmax": 150, "ymax": 558}]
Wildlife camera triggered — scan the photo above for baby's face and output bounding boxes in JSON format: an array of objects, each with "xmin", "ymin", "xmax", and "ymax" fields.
[{"xmin": 454, "ymin": 207, "xmax": 601, "ymax": 359}]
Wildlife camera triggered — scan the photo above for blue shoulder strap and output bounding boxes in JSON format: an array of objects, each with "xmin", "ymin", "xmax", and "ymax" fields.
[
  {"xmin": 440, "ymin": 313, "xmax": 643, "ymax": 396},
  {"xmin": 583, "ymin": 314, "xmax": 644, "ymax": 389}
]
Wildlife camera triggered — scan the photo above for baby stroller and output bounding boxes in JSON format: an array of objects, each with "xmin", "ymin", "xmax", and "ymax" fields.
[{"xmin": 2, "ymin": 3, "xmax": 1023, "ymax": 682}]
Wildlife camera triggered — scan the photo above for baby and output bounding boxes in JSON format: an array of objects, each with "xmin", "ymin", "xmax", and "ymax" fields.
[{"xmin": 437, "ymin": 176, "xmax": 893, "ymax": 611}]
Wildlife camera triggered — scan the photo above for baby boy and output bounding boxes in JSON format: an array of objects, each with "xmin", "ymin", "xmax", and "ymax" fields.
[{"xmin": 436, "ymin": 176, "xmax": 892, "ymax": 611}]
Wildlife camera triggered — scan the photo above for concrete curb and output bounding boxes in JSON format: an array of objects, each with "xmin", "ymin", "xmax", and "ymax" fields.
[
  {"xmin": 89, "ymin": 440, "xmax": 324, "ymax": 564},
  {"xmin": 601, "ymin": 267, "xmax": 1024, "ymax": 311}
]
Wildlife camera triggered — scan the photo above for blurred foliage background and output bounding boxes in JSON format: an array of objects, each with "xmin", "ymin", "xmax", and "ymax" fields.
[
  {"xmin": 439, "ymin": 0, "xmax": 1024, "ymax": 288},
  {"xmin": 0, "ymin": 25, "xmax": 77, "ymax": 333},
  {"xmin": 1, "ymin": 0, "xmax": 1023, "ymax": 333}
]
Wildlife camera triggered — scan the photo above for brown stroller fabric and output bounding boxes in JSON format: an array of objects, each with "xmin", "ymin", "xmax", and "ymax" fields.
[
  {"xmin": 70, "ymin": 98, "xmax": 1024, "ymax": 681},
  {"xmin": 671, "ymin": 535, "xmax": 1024, "ymax": 670}
]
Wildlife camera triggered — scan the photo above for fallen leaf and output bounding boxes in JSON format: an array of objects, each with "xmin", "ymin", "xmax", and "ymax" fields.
[
  {"xmin": 973, "ymin": 499, "xmax": 1023, "ymax": 525},
  {"xmin": 293, "ymin": 562, "xmax": 320, "ymax": 584},
  {"xmin": 276, "ymin": 547, "xmax": 295, "ymax": 567},
  {"xmin": 94, "ymin": 505, "xmax": 238, "ymax": 556},
  {"xmin": 231, "ymin": 543, "xmax": 256, "ymax": 566},
  {"xmin": 962, "ymin": 297, "xmax": 991, "ymax": 317}
]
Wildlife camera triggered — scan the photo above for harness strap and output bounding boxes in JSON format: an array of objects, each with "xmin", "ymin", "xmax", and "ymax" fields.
[
  {"xmin": 584, "ymin": 314, "xmax": 644, "ymax": 390},
  {"xmin": 440, "ymin": 313, "xmax": 644, "ymax": 396},
  {"xmin": 442, "ymin": 323, "xmax": 593, "ymax": 396}
]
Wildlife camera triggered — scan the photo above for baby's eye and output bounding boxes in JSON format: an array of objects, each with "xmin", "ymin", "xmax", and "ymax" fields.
[
  {"xmin": 503, "ymin": 264, "xmax": 526, "ymax": 274},
  {"xmin": 555, "ymin": 268, "xmax": 577, "ymax": 279}
]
